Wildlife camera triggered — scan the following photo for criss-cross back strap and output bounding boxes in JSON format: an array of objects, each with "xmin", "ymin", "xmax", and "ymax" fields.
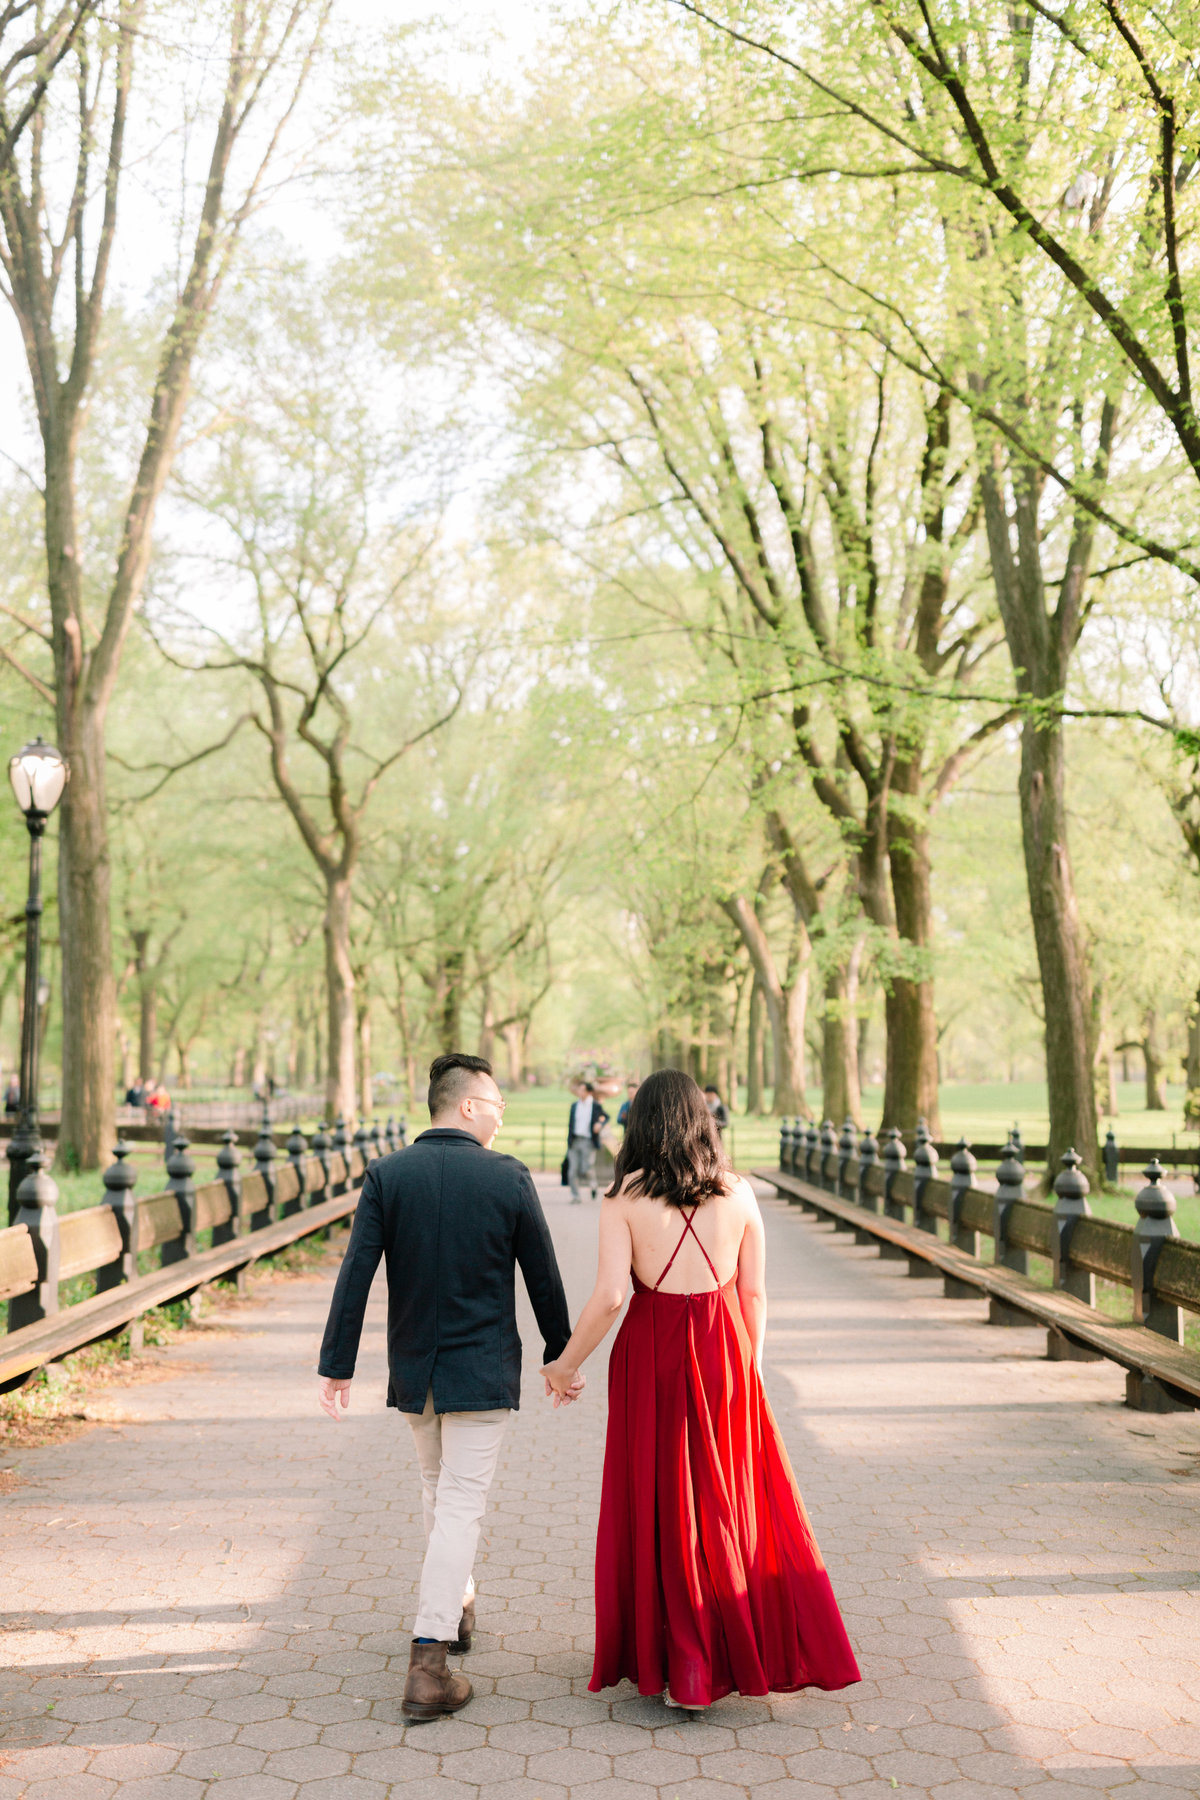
[{"xmin": 652, "ymin": 1205, "xmax": 721, "ymax": 1291}]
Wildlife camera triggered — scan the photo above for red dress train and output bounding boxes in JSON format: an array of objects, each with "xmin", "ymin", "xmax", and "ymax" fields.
[{"xmin": 590, "ymin": 1208, "xmax": 861, "ymax": 1706}]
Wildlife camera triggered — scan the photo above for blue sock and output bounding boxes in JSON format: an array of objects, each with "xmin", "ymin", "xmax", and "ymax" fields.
[{"xmin": 415, "ymin": 1636, "xmax": 437, "ymax": 1644}]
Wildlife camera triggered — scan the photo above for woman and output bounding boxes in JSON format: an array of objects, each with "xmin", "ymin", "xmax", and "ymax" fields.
[{"xmin": 543, "ymin": 1069, "xmax": 860, "ymax": 1711}]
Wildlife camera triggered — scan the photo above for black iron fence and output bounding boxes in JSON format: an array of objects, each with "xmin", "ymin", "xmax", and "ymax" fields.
[{"xmin": 0, "ymin": 1113, "xmax": 407, "ymax": 1389}]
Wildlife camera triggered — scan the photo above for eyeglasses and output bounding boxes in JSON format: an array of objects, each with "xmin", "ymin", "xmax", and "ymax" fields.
[{"xmin": 467, "ymin": 1093, "xmax": 506, "ymax": 1115}]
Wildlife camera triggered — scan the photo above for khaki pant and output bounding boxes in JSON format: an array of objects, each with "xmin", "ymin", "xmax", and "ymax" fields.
[{"xmin": 404, "ymin": 1388, "xmax": 510, "ymax": 1642}]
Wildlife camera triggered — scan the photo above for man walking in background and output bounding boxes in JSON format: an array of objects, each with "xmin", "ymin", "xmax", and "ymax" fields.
[
  {"xmin": 317, "ymin": 1052, "xmax": 574, "ymax": 1721},
  {"xmin": 566, "ymin": 1079, "xmax": 608, "ymax": 1203}
]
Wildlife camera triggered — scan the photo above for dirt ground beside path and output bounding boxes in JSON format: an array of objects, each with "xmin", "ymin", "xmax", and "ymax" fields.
[{"xmin": 1, "ymin": 1174, "xmax": 1199, "ymax": 1799}]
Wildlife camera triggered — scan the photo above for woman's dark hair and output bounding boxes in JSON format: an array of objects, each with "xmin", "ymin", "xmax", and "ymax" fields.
[{"xmin": 606, "ymin": 1068, "xmax": 729, "ymax": 1208}]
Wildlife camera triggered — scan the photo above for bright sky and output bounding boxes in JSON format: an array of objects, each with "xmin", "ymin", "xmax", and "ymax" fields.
[{"xmin": 0, "ymin": 0, "xmax": 573, "ymax": 475}]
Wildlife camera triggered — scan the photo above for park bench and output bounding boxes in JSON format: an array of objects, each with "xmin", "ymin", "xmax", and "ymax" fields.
[
  {"xmin": 0, "ymin": 1119, "xmax": 379, "ymax": 1392},
  {"xmin": 754, "ymin": 1118, "xmax": 1200, "ymax": 1414}
]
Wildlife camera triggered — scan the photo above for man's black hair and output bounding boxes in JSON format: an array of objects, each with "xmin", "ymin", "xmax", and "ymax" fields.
[
  {"xmin": 428, "ymin": 1052, "xmax": 493, "ymax": 1118},
  {"xmin": 703, "ymin": 1084, "xmax": 720, "ymax": 1094}
]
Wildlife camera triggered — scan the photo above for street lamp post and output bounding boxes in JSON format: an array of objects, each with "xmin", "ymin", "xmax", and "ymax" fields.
[{"xmin": 7, "ymin": 737, "xmax": 68, "ymax": 1224}]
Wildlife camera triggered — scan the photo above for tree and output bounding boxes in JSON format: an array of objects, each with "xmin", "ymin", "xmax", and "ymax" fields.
[
  {"xmin": 155, "ymin": 279, "xmax": 463, "ymax": 1119},
  {"xmin": 0, "ymin": 0, "xmax": 329, "ymax": 1164},
  {"xmin": 356, "ymin": 33, "xmax": 1038, "ymax": 1134}
]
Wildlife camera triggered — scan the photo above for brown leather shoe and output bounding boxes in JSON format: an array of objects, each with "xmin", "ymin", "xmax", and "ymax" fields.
[
  {"xmin": 402, "ymin": 1640, "xmax": 472, "ymax": 1721},
  {"xmin": 448, "ymin": 1597, "xmax": 475, "ymax": 1655}
]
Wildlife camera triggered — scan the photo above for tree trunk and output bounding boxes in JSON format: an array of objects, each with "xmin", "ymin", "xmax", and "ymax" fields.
[
  {"xmin": 138, "ymin": 973, "xmax": 157, "ymax": 1084},
  {"xmin": 1142, "ymin": 1010, "xmax": 1167, "ymax": 1111},
  {"xmin": 324, "ymin": 875, "xmax": 357, "ymax": 1119},
  {"xmin": 436, "ymin": 950, "xmax": 466, "ymax": 1053},
  {"xmin": 56, "ymin": 709, "xmax": 116, "ymax": 1171},
  {"xmin": 746, "ymin": 978, "xmax": 765, "ymax": 1114},
  {"xmin": 1019, "ymin": 718, "xmax": 1099, "ymax": 1174},
  {"xmin": 885, "ymin": 775, "xmax": 942, "ymax": 1134},
  {"xmin": 358, "ymin": 986, "xmax": 373, "ymax": 1118},
  {"xmin": 1185, "ymin": 987, "xmax": 1200, "ymax": 1125},
  {"xmin": 502, "ymin": 1021, "xmax": 525, "ymax": 1087},
  {"xmin": 479, "ymin": 983, "xmax": 496, "ymax": 1064},
  {"xmin": 392, "ymin": 969, "xmax": 419, "ymax": 1109},
  {"xmin": 117, "ymin": 1019, "xmax": 134, "ymax": 1095},
  {"xmin": 720, "ymin": 896, "xmax": 809, "ymax": 1115},
  {"xmin": 821, "ymin": 957, "xmax": 862, "ymax": 1128},
  {"xmin": 1092, "ymin": 978, "xmax": 1118, "ymax": 1118}
]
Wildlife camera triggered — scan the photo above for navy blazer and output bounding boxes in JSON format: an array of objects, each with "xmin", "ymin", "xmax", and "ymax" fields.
[{"xmin": 318, "ymin": 1127, "xmax": 571, "ymax": 1413}]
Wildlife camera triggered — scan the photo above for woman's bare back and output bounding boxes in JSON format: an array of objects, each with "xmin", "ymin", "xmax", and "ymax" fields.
[{"xmin": 617, "ymin": 1174, "xmax": 756, "ymax": 1293}]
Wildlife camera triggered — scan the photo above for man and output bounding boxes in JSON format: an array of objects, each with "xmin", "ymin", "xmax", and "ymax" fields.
[
  {"xmin": 616, "ymin": 1079, "xmax": 638, "ymax": 1130},
  {"xmin": 317, "ymin": 1052, "xmax": 573, "ymax": 1722},
  {"xmin": 704, "ymin": 1084, "xmax": 729, "ymax": 1134},
  {"xmin": 566, "ymin": 1080, "xmax": 608, "ymax": 1203}
]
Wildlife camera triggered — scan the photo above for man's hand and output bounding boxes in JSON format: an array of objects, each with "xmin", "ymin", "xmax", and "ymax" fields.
[
  {"xmin": 541, "ymin": 1361, "xmax": 586, "ymax": 1408},
  {"xmin": 318, "ymin": 1376, "xmax": 351, "ymax": 1421}
]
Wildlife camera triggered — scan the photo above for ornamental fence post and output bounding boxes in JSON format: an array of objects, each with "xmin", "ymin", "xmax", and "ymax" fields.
[
  {"xmin": 254, "ymin": 1106, "xmax": 277, "ymax": 1224},
  {"xmin": 802, "ymin": 1120, "xmax": 818, "ymax": 1180},
  {"xmin": 948, "ymin": 1138, "xmax": 979, "ymax": 1256},
  {"xmin": 778, "ymin": 1117, "xmax": 791, "ymax": 1172},
  {"xmin": 397, "ymin": 1116, "xmax": 409, "ymax": 1148},
  {"xmin": 819, "ymin": 1119, "xmax": 837, "ymax": 1191},
  {"xmin": 214, "ymin": 1130, "xmax": 241, "ymax": 1243},
  {"xmin": 98, "ymin": 1142, "xmax": 137, "ymax": 1290},
  {"xmin": 8, "ymin": 1149, "xmax": 60, "ymax": 1328},
  {"xmin": 386, "ymin": 1116, "xmax": 399, "ymax": 1154},
  {"xmin": 1052, "ymin": 1149, "xmax": 1094, "ymax": 1304},
  {"xmin": 1132, "ymin": 1159, "xmax": 1183, "ymax": 1343},
  {"xmin": 1104, "ymin": 1128, "xmax": 1120, "ymax": 1186},
  {"xmin": 856, "ymin": 1128, "xmax": 879, "ymax": 1211},
  {"xmin": 913, "ymin": 1135, "xmax": 939, "ymax": 1234},
  {"xmin": 331, "ymin": 1116, "xmax": 349, "ymax": 1195},
  {"xmin": 882, "ymin": 1128, "xmax": 906, "ymax": 1222},
  {"xmin": 837, "ymin": 1118, "xmax": 856, "ymax": 1198},
  {"xmin": 163, "ymin": 1134, "xmax": 196, "ymax": 1265},
  {"xmin": 992, "ymin": 1137, "xmax": 1028, "ymax": 1274},
  {"xmin": 287, "ymin": 1124, "xmax": 308, "ymax": 1207},
  {"xmin": 370, "ymin": 1121, "xmax": 383, "ymax": 1159}
]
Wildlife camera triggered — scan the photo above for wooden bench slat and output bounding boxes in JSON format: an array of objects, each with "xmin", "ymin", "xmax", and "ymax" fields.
[
  {"xmin": 194, "ymin": 1179, "xmax": 233, "ymax": 1234},
  {"xmin": 136, "ymin": 1192, "xmax": 186, "ymax": 1253},
  {"xmin": 58, "ymin": 1206, "xmax": 123, "ymax": 1281},
  {"xmin": 0, "ymin": 1224, "xmax": 37, "ymax": 1303}
]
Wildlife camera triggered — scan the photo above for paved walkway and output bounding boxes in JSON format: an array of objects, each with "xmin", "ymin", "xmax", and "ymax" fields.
[{"xmin": 2, "ymin": 1179, "xmax": 1199, "ymax": 1800}]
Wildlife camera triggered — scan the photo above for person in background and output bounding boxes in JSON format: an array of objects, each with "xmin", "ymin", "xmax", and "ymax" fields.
[
  {"xmin": 145, "ymin": 1081, "xmax": 171, "ymax": 1113},
  {"xmin": 617, "ymin": 1080, "xmax": 638, "ymax": 1131},
  {"xmin": 704, "ymin": 1085, "xmax": 729, "ymax": 1134},
  {"xmin": 3, "ymin": 1074, "xmax": 19, "ymax": 1115},
  {"xmin": 125, "ymin": 1078, "xmax": 145, "ymax": 1107},
  {"xmin": 566, "ymin": 1081, "xmax": 609, "ymax": 1204}
]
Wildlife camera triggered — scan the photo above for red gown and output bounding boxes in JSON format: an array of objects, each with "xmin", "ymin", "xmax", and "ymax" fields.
[{"xmin": 590, "ymin": 1208, "xmax": 861, "ymax": 1705}]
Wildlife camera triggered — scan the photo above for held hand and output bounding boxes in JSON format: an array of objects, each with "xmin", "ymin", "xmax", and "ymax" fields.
[
  {"xmin": 318, "ymin": 1376, "xmax": 351, "ymax": 1421},
  {"xmin": 541, "ymin": 1360, "xmax": 585, "ymax": 1408}
]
